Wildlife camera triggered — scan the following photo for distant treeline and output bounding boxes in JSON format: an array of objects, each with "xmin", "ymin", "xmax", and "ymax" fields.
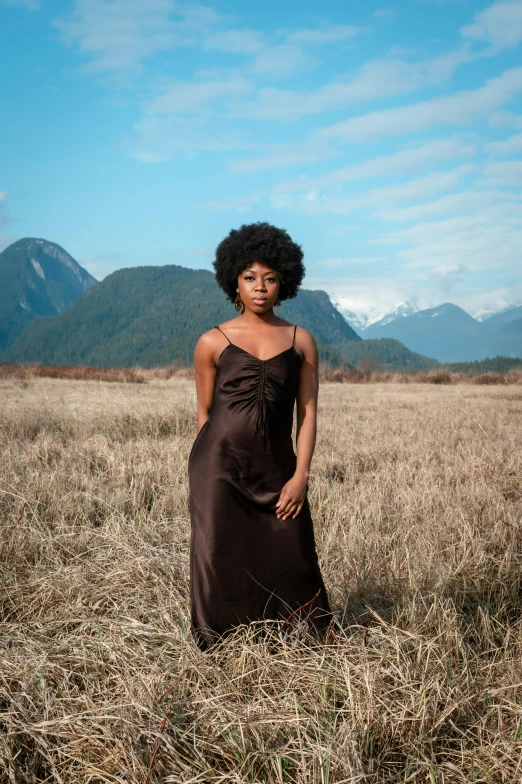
[
  {"xmin": 327, "ymin": 353, "xmax": 522, "ymax": 376},
  {"xmin": 441, "ymin": 356, "xmax": 522, "ymax": 374}
]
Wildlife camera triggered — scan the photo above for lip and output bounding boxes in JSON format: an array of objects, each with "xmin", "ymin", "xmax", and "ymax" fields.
[{"xmin": 252, "ymin": 297, "xmax": 267, "ymax": 304}]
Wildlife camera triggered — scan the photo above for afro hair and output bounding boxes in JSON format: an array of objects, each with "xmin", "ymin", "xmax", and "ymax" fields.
[{"xmin": 213, "ymin": 221, "xmax": 305, "ymax": 303}]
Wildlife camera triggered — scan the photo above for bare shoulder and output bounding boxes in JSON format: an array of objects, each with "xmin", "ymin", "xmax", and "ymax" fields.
[
  {"xmin": 294, "ymin": 325, "xmax": 317, "ymax": 356},
  {"xmin": 195, "ymin": 327, "xmax": 221, "ymax": 350},
  {"xmin": 295, "ymin": 327, "xmax": 317, "ymax": 351},
  {"xmin": 194, "ymin": 327, "xmax": 223, "ymax": 364}
]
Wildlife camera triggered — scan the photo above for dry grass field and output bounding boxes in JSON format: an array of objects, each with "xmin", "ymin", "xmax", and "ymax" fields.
[{"xmin": 1, "ymin": 374, "xmax": 521, "ymax": 783}]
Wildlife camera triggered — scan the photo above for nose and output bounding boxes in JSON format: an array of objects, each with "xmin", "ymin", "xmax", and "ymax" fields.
[{"xmin": 255, "ymin": 280, "xmax": 267, "ymax": 291}]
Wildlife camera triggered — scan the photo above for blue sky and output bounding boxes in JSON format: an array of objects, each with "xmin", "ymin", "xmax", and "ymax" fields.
[{"xmin": 1, "ymin": 0, "xmax": 521, "ymax": 317}]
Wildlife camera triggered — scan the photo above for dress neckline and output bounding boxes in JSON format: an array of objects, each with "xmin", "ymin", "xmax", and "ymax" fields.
[
  {"xmin": 214, "ymin": 323, "xmax": 298, "ymax": 366},
  {"xmin": 216, "ymin": 343, "xmax": 297, "ymax": 367}
]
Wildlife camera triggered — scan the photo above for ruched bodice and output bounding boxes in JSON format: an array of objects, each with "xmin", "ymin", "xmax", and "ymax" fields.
[
  {"xmin": 188, "ymin": 323, "xmax": 332, "ymax": 650},
  {"xmin": 214, "ymin": 343, "xmax": 299, "ymax": 436}
]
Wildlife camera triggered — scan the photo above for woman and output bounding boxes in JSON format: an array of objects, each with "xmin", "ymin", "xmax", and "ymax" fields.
[{"xmin": 188, "ymin": 222, "xmax": 332, "ymax": 650}]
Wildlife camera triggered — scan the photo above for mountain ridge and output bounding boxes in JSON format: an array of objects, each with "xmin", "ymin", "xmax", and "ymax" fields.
[
  {"xmin": 0, "ymin": 237, "xmax": 97, "ymax": 353},
  {"xmin": 354, "ymin": 301, "xmax": 522, "ymax": 362},
  {"xmin": 2, "ymin": 263, "xmax": 437, "ymax": 371}
]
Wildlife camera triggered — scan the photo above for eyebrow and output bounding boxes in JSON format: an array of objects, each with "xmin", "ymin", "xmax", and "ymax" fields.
[{"xmin": 244, "ymin": 269, "xmax": 278, "ymax": 275}]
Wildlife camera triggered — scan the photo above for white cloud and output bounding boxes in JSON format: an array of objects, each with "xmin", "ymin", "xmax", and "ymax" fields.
[
  {"xmin": 464, "ymin": 284, "xmax": 522, "ymax": 315},
  {"xmin": 486, "ymin": 132, "xmax": 522, "ymax": 155},
  {"xmin": 365, "ymin": 165, "xmax": 475, "ymax": 205},
  {"xmin": 479, "ymin": 160, "xmax": 522, "ymax": 185},
  {"xmin": 316, "ymin": 67, "xmax": 522, "ymax": 142},
  {"xmin": 125, "ymin": 75, "xmax": 252, "ymax": 162},
  {"xmin": 143, "ymin": 77, "xmax": 251, "ymax": 115},
  {"xmin": 319, "ymin": 199, "xmax": 522, "ymax": 309},
  {"xmin": 375, "ymin": 188, "xmax": 522, "ymax": 222},
  {"xmin": 222, "ymin": 150, "xmax": 479, "ymax": 216},
  {"xmin": 204, "ymin": 29, "xmax": 265, "ymax": 55},
  {"xmin": 430, "ymin": 262, "xmax": 468, "ymax": 293},
  {"xmin": 53, "ymin": 0, "xmax": 221, "ymax": 76},
  {"xmin": 488, "ymin": 110, "xmax": 522, "ymax": 128},
  {"xmin": 124, "ymin": 114, "xmax": 246, "ymax": 162},
  {"xmin": 285, "ymin": 25, "xmax": 363, "ymax": 45},
  {"xmin": 230, "ymin": 140, "xmax": 335, "ymax": 174},
  {"xmin": 376, "ymin": 204, "xmax": 522, "ymax": 275},
  {"xmin": 307, "ymin": 276, "xmax": 424, "ymax": 313},
  {"xmin": 251, "ymin": 44, "xmax": 318, "ymax": 78},
  {"xmin": 203, "ymin": 24, "xmax": 362, "ymax": 79},
  {"xmin": 324, "ymin": 279, "xmax": 522, "ymax": 321},
  {"xmin": 233, "ymin": 50, "xmax": 472, "ymax": 121},
  {"xmin": 462, "ymin": 0, "xmax": 522, "ymax": 50},
  {"xmin": 273, "ymin": 138, "xmax": 475, "ymax": 192},
  {"xmin": 294, "ymin": 165, "xmax": 475, "ymax": 215},
  {"xmin": 373, "ymin": 8, "xmax": 398, "ymax": 19}
]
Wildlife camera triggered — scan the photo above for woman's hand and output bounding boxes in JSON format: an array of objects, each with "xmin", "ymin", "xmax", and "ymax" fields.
[{"xmin": 275, "ymin": 472, "xmax": 309, "ymax": 520}]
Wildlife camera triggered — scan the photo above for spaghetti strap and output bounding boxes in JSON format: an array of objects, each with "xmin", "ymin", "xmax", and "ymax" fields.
[
  {"xmin": 215, "ymin": 325, "xmax": 232, "ymax": 345},
  {"xmin": 292, "ymin": 324, "xmax": 297, "ymax": 348}
]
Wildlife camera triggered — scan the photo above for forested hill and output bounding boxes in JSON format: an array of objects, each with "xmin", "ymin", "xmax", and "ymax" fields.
[
  {"xmin": 0, "ymin": 237, "xmax": 97, "ymax": 353},
  {"xmin": 2, "ymin": 264, "xmax": 437, "ymax": 370}
]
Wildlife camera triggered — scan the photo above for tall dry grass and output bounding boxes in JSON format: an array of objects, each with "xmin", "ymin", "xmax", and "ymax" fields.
[
  {"xmin": 319, "ymin": 366, "xmax": 522, "ymax": 385},
  {"xmin": 1, "ymin": 376, "xmax": 521, "ymax": 782}
]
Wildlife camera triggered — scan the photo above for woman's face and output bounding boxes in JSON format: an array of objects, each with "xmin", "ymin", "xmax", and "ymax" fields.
[{"xmin": 237, "ymin": 261, "xmax": 280, "ymax": 313}]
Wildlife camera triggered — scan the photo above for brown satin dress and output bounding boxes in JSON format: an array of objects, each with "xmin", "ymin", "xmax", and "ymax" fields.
[{"xmin": 188, "ymin": 323, "xmax": 332, "ymax": 650}]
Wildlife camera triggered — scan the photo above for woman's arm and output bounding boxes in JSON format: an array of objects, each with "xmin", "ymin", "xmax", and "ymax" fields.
[
  {"xmin": 275, "ymin": 328, "xmax": 319, "ymax": 520},
  {"xmin": 193, "ymin": 332, "xmax": 219, "ymax": 432}
]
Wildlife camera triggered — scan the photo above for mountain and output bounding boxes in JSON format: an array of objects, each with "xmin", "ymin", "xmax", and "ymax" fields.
[
  {"xmin": 2, "ymin": 265, "xmax": 357, "ymax": 368},
  {"xmin": 362, "ymin": 303, "xmax": 486, "ymax": 363},
  {"xmin": 331, "ymin": 296, "xmax": 388, "ymax": 333},
  {"xmin": 490, "ymin": 317, "xmax": 522, "ymax": 359},
  {"xmin": 0, "ymin": 237, "xmax": 97, "ymax": 353},
  {"xmin": 367, "ymin": 300, "xmax": 419, "ymax": 328},
  {"xmin": 473, "ymin": 305, "xmax": 522, "ymax": 324},
  {"xmin": 479, "ymin": 305, "xmax": 522, "ymax": 331},
  {"xmin": 2, "ymin": 264, "xmax": 436, "ymax": 371},
  {"xmin": 331, "ymin": 297, "xmax": 420, "ymax": 333},
  {"xmin": 352, "ymin": 301, "xmax": 522, "ymax": 362},
  {"xmin": 338, "ymin": 338, "xmax": 436, "ymax": 371}
]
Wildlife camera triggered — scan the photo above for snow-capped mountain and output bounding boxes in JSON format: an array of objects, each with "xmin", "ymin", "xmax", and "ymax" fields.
[
  {"xmin": 474, "ymin": 305, "xmax": 518, "ymax": 322},
  {"xmin": 474, "ymin": 304, "xmax": 522, "ymax": 328},
  {"xmin": 474, "ymin": 307, "xmax": 500, "ymax": 322},
  {"xmin": 348, "ymin": 301, "xmax": 522, "ymax": 363},
  {"xmin": 331, "ymin": 297, "xmax": 390, "ymax": 332},
  {"xmin": 331, "ymin": 297, "xmax": 420, "ymax": 333},
  {"xmin": 372, "ymin": 301, "xmax": 420, "ymax": 328}
]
